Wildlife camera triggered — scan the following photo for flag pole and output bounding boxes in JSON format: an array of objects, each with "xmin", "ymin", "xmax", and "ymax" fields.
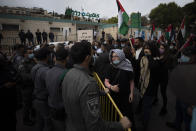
[
  {"xmin": 129, "ymin": 38, "xmax": 134, "ymax": 49},
  {"xmin": 176, "ymin": 16, "xmax": 185, "ymax": 49},
  {"xmin": 176, "ymin": 16, "xmax": 185, "ymax": 40}
]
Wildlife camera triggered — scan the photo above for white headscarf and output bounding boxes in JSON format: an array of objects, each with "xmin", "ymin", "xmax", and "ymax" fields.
[{"xmin": 109, "ymin": 49, "xmax": 133, "ymax": 72}]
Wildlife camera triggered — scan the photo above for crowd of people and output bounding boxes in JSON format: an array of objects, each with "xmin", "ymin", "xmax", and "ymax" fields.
[{"xmin": 0, "ymin": 34, "xmax": 196, "ymax": 131}]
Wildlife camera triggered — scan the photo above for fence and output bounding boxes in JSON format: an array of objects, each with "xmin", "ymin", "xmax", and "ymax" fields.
[
  {"xmin": 93, "ymin": 72, "xmax": 131, "ymax": 131},
  {"xmin": 0, "ymin": 35, "xmax": 77, "ymax": 55}
]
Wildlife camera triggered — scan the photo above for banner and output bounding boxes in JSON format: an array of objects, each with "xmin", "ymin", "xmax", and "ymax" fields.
[{"xmin": 77, "ymin": 30, "xmax": 93, "ymax": 43}]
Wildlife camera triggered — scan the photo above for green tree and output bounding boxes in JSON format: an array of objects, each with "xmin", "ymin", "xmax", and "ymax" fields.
[
  {"xmin": 141, "ymin": 16, "xmax": 149, "ymax": 26},
  {"xmin": 149, "ymin": 2, "xmax": 183, "ymax": 29},
  {"xmin": 65, "ymin": 7, "xmax": 73, "ymax": 19},
  {"xmin": 106, "ymin": 17, "xmax": 118, "ymax": 24},
  {"xmin": 182, "ymin": 1, "xmax": 196, "ymax": 34},
  {"xmin": 101, "ymin": 17, "xmax": 118, "ymax": 24}
]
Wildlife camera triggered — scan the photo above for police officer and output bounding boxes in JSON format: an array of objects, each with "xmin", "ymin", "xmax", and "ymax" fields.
[
  {"xmin": 12, "ymin": 44, "xmax": 25, "ymax": 70},
  {"xmin": 42, "ymin": 30, "xmax": 48, "ymax": 44},
  {"xmin": 36, "ymin": 29, "xmax": 42, "ymax": 45},
  {"xmin": 31, "ymin": 47, "xmax": 53, "ymax": 131},
  {"xmin": 49, "ymin": 31, "xmax": 54, "ymax": 42},
  {"xmin": 18, "ymin": 46, "xmax": 36, "ymax": 126},
  {"xmin": 26, "ymin": 30, "xmax": 34, "ymax": 46},
  {"xmin": 62, "ymin": 40, "xmax": 131, "ymax": 131},
  {"xmin": 18, "ymin": 29, "xmax": 26, "ymax": 45},
  {"xmin": 46, "ymin": 47, "xmax": 69, "ymax": 131},
  {"xmin": 11, "ymin": 44, "xmax": 25, "ymax": 110},
  {"xmin": 0, "ymin": 51, "xmax": 17, "ymax": 131}
]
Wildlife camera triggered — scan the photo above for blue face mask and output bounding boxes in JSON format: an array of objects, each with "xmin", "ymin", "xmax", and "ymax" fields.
[
  {"xmin": 113, "ymin": 60, "xmax": 120, "ymax": 65},
  {"xmin": 114, "ymin": 44, "xmax": 118, "ymax": 48},
  {"xmin": 180, "ymin": 55, "xmax": 190, "ymax": 63},
  {"xmin": 121, "ymin": 44, "xmax": 125, "ymax": 47},
  {"xmin": 28, "ymin": 53, "xmax": 34, "ymax": 59},
  {"xmin": 94, "ymin": 46, "xmax": 97, "ymax": 50}
]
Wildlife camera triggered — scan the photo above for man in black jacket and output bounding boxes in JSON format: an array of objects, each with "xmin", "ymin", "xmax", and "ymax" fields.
[
  {"xmin": 42, "ymin": 30, "xmax": 48, "ymax": 44},
  {"xmin": 36, "ymin": 29, "xmax": 42, "ymax": 45},
  {"xmin": 26, "ymin": 30, "xmax": 34, "ymax": 46}
]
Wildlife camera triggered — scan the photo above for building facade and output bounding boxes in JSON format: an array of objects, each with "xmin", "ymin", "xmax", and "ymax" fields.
[{"xmin": 0, "ymin": 14, "xmax": 162, "ymax": 45}]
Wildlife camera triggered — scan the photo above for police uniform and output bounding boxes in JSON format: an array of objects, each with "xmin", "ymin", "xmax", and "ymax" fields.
[
  {"xmin": 0, "ymin": 54, "xmax": 17, "ymax": 131},
  {"xmin": 62, "ymin": 64, "xmax": 123, "ymax": 131},
  {"xmin": 18, "ymin": 57, "xmax": 36, "ymax": 124},
  {"xmin": 45, "ymin": 64, "xmax": 67, "ymax": 131},
  {"xmin": 31, "ymin": 62, "xmax": 53, "ymax": 131}
]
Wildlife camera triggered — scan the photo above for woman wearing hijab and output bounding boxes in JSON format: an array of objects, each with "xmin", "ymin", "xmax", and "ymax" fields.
[{"xmin": 104, "ymin": 49, "xmax": 135, "ymax": 131}]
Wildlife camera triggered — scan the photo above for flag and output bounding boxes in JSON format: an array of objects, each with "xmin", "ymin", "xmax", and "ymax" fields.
[
  {"xmin": 179, "ymin": 34, "xmax": 194, "ymax": 51},
  {"xmin": 116, "ymin": 0, "xmax": 129, "ymax": 36},
  {"xmin": 150, "ymin": 24, "xmax": 155, "ymax": 40},
  {"xmin": 177, "ymin": 17, "xmax": 186, "ymax": 48},
  {"xmin": 170, "ymin": 26, "xmax": 175, "ymax": 42},
  {"xmin": 180, "ymin": 18, "xmax": 186, "ymax": 38},
  {"xmin": 166, "ymin": 24, "xmax": 172, "ymax": 40},
  {"xmin": 166, "ymin": 24, "xmax": 175, "ymax": 42},
  {"xmin": 158, "ymin": 35, "xmax": 165, "ymax": 44}
]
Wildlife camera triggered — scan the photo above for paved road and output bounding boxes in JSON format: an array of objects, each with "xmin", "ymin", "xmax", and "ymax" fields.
[
  {"xmin": 16, "ymin": 85, "xmax": 179, "ymax": 131},
  {"xmin": 133, "ymin": 85, "xmax": 178, "ymax": 131}
]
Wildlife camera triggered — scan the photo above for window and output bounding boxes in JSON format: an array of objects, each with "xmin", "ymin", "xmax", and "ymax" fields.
[
  {"xmin": 2, "ymin": 24, "xmax": 19, "ymax": 31},
  {"xmin": 16, "ymin": 11, "xmax": 20, "ymax": 14},
  {"xmin": 7, "ymin": 10, "xmax": 12, "ymax": 14},
  {"xmin": 50, "ymin": 27, "xmax": 61, "ymax": 32}
]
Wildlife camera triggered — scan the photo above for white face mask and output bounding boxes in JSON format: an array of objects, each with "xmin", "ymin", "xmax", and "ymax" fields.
[
  {"xmin": 170, "ymin": 46, "xmax": 174, "ymax": 49},
  {"xmin": 113, "ymin": 60, "xmax": 120, "ymax": 65}
]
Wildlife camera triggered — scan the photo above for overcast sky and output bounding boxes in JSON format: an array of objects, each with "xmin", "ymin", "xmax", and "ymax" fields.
[{"xmin": 0, "ymin": 0, "xmax": 194, "ymax": 18}]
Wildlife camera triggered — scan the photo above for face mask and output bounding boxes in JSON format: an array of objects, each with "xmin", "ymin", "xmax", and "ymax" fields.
[
  {"xmin": 134, "ymin": 45, "xmax": 139, "ymax": 49},
  {"xmin": 114, "ymin": 44, "xmax": 118, "ymax": 48},
  {"xmin": 94, "ymin": 46, "xmax": 97, "ymax": 50},
  {"xmin": 180, "ymin": 55, "xmax": 190, "ymax": 63},
  {"xmin": 170, "ymin": 46, "xmax": 174, "ymax": 49},
  {"xmin": 144, "ymin": 53, "xmax": 150, "ymax": 56},
  {"xmin": 113, "ymin": 60, "xmax": 120, "ymax": 65},
  {"xmin": 159, "ymin": 48, "xmax": 165, "ymax": 54},
  {"xmin": 28, "ymin": 53, "xmax": 34, "ymax": 59},
  {"xmin": 121, "ymin": 44, "xmax": 125, "ymax": 48}
]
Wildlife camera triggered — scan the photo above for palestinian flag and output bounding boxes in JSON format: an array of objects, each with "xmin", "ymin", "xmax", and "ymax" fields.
[
  {"xmin": 166, "ymin": 24, "xmax": 175, "ymax": 42},
  {"xmin": 166, "ymin": 24, "xmax": 172, "ymax": 41},
  {"xmin": 177, "ymin": 18, "xmax": 186, "ymax": 48},
  {"xmin": 116, "ymin": 0, "xmax": 129, "ymax": 36},
  {"xmin": 150, "ymin": 24, "xmax": 155, "ymax": 40},
  {"xmin": 180, "ymin": 17, "xmax": 186, "ymax": 38},
  {"xmin": 179, "ymin": 34, "xmax": 194, "ymax": 51}
]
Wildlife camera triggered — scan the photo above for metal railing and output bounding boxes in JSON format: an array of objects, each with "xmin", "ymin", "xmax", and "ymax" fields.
[{"xmin": 93, "ymin": 72, "xmax": 131, "ymax": 131}]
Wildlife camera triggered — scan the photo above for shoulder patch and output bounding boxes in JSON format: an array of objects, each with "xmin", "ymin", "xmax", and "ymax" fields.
[{"xmin": 87, "ymin": 97, "xmax": 99, "ymax": 117}]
